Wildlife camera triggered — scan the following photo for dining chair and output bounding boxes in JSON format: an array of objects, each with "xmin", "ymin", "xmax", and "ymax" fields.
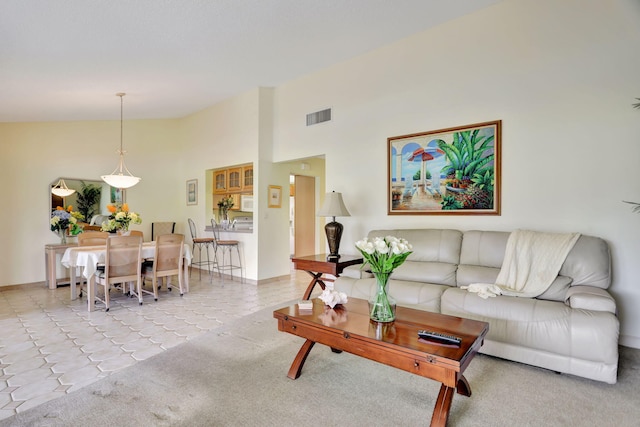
[
  {"xmin": 211, "ymin": 219, "xmax": 243, "ymax": 284},
  {"xmin": 94, "ymin": 235, "xmax": 143, "ymax": 312},
  {"xmin": 142, "ymin": 233, "xmax": 185, "ymax": 298},
  {"xmin": 188, "ymin": 218, "xmax": 215, "ymax": 279},
  {"xmin": 127, "ymin": 230, "xmax": 144, "ymax": 240},
  {"xmin": 152, "ymin": 222, "xmax": 176, "ymax": 241},
  {"xmin": 76, "ymin": 231, "xmax": 109, "ymax": 297},
  {"xmin": 78, "ymin": 231, "xmax": 109, "ymax": 246}
]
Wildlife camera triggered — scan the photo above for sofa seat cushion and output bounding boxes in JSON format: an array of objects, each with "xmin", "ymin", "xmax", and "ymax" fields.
[
  {"xmin": 334, "ymin": 277, "xmax": 447, "ymax": 313},
  {"xmin": 391, "ymin": 260, "xmax": 457, "ymax": 286},
  {"xmin": 441, "ymin": 287, "xmax": 619, "ymax": 366}
]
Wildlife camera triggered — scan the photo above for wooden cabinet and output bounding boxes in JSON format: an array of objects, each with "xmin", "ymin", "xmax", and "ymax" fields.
[
  {"xmin": 213, "ymin": 170, "xmax": 227, "ymax": 194},
  {"xmin": 230, "ymin": 193, "xmax": 240, "ymax": 210},
  {"xmin": 213, "ymin": 163, "xmax": 253, "ymax": 207},
  {"xmin": 242, "ymin": 165, "xmax": 253, "ymax": 191},
  {"xmin": 227, "ymin": 167, "xmax": 242, "ymax": 192}
]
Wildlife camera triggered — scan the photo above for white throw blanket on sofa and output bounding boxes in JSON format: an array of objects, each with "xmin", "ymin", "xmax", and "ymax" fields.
[{"xmin": 463, "ymin": 229, "xmax": 581, "ymax": 299}]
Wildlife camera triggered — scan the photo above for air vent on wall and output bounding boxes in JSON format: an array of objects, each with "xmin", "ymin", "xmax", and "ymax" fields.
[{"xmin": 306, "ymin": 108, "xmax": 331, "ymax": 126}]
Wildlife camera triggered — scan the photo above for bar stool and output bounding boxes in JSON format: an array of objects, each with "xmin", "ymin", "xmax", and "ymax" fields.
[
  {"xmin": 211, "ymin": 219, "xmax": 243, "ymax": 284},
  {"xmin": 188, "ymin": 218, "xmax": 215, "ymax": 279}
]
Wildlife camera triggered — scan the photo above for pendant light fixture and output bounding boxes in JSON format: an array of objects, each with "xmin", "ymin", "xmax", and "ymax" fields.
[
  {"xmin": 101, "ymin": 92, "xmax": 141, "ymax": 189},
  {"xmin": 51, "ymin": 179, "xmax": 76, "ymax": 197}
]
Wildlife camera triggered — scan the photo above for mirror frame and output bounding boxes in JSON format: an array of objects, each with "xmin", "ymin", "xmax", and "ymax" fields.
[{"xmin": 49, "ymin": 178, "xmax": 112, "ymax": 234}]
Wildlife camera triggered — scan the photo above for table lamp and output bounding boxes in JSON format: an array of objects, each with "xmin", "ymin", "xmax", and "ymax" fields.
[{"xmin": 317, "ymin": 191, "xmax": 351, "ymax": 261}]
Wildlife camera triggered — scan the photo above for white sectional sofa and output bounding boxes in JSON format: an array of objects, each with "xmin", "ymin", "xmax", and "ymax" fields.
[{"xmin": 334, "ymin": 229, "xmax": 619, "ymax": 384}]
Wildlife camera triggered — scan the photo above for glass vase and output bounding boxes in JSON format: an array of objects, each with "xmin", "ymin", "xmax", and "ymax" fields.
[
  {"xmin": 58, "ymin": 229, "xmax": 67, "ymax": 244},
  {"xmin": 369, "ymin": 271, "xmax": 396, "ymax": 323}
]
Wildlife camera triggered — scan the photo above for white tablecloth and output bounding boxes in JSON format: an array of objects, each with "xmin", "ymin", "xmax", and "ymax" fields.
[
  {"xmin": 61, "ymin": 242, "xmax": 192, "ymax": 279},
  {"xmin": 61, "ymin": 242, "xmax": 193, "ymax": 310}
]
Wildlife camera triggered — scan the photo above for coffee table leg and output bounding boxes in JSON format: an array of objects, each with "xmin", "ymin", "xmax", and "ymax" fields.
[
  {"xmin": 287, "ymin": 339, "xmax": 316, "ymax": 379},
  {"xmin": 456, "ymin": 375, "xmax": 471, "ymax": 397},
  {"xmin": 430, "ymin": 384, "xmax": 455, "ymax": 427},
  {"xmin": 302, "ymin": 271, "xmax": 326, "ymax": 300},
  {"xmin": 430, "ymin": 375, "xmax": 471, "ymax": 427}
]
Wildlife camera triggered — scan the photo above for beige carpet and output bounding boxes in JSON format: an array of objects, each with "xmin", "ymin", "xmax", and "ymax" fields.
[{"xmin": 2, "ymin": 303, "xmax": 639, "ymax": 427}]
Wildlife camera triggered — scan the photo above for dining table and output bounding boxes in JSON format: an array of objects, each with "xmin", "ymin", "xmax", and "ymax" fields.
[{"xmin": 61, "ymin": 242, "xmax": 193, "ymax": 312}]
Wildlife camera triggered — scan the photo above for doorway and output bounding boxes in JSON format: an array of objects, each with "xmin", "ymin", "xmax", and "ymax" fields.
[{"xmin": 291, "ymin": 174, "xmax": 316, "ymax": 257}]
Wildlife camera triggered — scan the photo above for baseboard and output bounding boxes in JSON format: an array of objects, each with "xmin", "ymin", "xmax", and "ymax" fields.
[
  {"xmin": 620, "ymin": 334, "xmax": 640, "ymax": 349},
  {"xmin": 256, "ymin": 274, "xmax": 291, "ymax": 285}
]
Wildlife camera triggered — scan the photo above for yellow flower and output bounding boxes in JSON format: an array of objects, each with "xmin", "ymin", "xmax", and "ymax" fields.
[{"xmin": 122, "ymin": 203, "xmax": 129, "ymax": 212}]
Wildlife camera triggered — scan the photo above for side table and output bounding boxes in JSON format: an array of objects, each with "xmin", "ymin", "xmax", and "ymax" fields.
[
  {"xmin": 45, "ymin": 243, "xmax": 76, "ymax": 289},
  {"xmin": 291, "ymin": 254, "xmax": 363, "ymax": 300}
]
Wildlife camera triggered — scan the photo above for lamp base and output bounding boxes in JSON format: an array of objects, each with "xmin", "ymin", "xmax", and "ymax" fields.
[{"xmin": 325, "ymin": 221, "xmax": 343, "ymax": 261}]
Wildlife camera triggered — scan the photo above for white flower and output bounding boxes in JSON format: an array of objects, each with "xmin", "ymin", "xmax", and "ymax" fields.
[
  {"xmin": 355, "ymin": 238, "xmax": 376, "ymax": 254},
  {"xmin": 355, "ymin": 235, "xmax": 413, "ymax": 274},
  {"xmin": 373, "ymin": 237, "xmax": 389, "ymax": 254}
]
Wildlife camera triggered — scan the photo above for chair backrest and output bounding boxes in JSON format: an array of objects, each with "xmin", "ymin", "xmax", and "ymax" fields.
[
  {"xmin": 210, "ymin": 219, "xmax": 220, "ymax": 241},
  {"xmin": 188, "ymin": 218, "xmax": 198, "ymax": 239},
  {"xmin": 105, "ymin": 235, "xmax": 142, "ymax": 282},
  {"xmin": 152, "ymin": 222, "xmax": 176, "ymax": 241},
  {"xmin": 78, "ymin": 231, "xmax": 109, "ymax": 246},
  {"xmin": 128, "ymin": 230, "xmax": 144, "ymax": 240},
  {"xmin": 154, "ymin": 233, "xmax": 184, "ymax": 274}
]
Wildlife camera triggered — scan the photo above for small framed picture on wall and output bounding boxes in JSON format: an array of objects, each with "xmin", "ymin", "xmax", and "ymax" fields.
[
  {"xmin": 110, "ymin": 187, "xmax": 126, "ymax": 205},
  {"xmin": 268, "ymin": 185, "xmax": 282, "ymax": 208},
  {"xmin": 186, "ymin": 179, "xmax": 198, "ymax": 205}
]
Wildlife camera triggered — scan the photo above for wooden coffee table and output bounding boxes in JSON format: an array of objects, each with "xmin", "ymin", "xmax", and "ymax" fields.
[{"xmin": 273, "ymin": 297, "xmax": 489, "ymax": 427}]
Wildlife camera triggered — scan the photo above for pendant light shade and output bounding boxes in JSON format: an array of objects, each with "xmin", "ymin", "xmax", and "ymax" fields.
[
  {"xmin": 101, "ymin": 93, "xmax": 141, "ymax": 189},
  {"xmin": 51, "ymin": 179, "xmax": 76, "ymax": 197}
]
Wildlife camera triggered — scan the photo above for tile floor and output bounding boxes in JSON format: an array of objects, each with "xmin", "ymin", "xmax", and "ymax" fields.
[{"xmin": 0, "ymin": 268, "xmax": 312, "ymax": 421}]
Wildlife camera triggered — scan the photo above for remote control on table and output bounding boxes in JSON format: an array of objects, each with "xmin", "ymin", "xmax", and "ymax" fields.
[{"xmin": 418, "ymin": 330, "xmax": 462, "ymax": 346}]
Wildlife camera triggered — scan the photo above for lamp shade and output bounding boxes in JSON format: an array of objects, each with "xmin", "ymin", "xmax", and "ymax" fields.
[
  {"xmin": 51, "ymin": 179, "xmax": 76, "ymax": 197},
  {"xmin": 317, "ymin": 191, "xmax": 351, "ymax": 218},
  {"xmin": 101, "ymin": 173, "xmax": 141, "ymax": 189},
  {"xmin": 101, "ymin": 93, "xmax": 141, "ymax": 189}
]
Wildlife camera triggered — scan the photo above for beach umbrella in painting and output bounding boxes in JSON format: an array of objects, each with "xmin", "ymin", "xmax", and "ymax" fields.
[{"xmin": 407, "ymin": 147, "xmax": 445, "ymax": 191}]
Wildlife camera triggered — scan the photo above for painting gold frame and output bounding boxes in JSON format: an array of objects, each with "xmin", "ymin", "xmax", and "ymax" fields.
[
  {"xmin": 388, "ymin": 120, "xmax": 501, "ymax": 215},
  {"xmin": 268, "ymin": 185, "xmax": 282, "ymax": 208}
]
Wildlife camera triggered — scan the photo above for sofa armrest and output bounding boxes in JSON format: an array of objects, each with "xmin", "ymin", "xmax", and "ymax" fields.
[{"xmin": 565, "ymin": 286, "xmax": 617, "ymax": 314}]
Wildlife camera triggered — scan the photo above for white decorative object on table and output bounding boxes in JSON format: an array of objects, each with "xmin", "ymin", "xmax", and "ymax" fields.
[{"xmin": 318, "ymin": 288, "xmax": 348, "ymax": 308}]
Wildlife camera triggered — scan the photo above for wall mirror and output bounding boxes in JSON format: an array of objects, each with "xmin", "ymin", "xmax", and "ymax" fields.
[{"xmin": 49, "ymin": 178, "xmax": 112, "ymax": 234}]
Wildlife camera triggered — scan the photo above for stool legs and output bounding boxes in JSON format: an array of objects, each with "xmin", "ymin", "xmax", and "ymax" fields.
[
  {"xmin": 214, "ymin": 244, "xmax": 243, "ymax": 285},
  {"xmin": 190, "ymin": 242, "xmax": 214, "ymax": 279}
]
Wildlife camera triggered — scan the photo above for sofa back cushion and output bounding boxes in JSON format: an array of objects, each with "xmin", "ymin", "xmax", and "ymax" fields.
[
  {"xmin": 367, "ymin": 229, "xmax": 461, "ymax": 286},
  {"xmin": 458, "ymin": 230, "xmax": 612, "ymax": 292}
]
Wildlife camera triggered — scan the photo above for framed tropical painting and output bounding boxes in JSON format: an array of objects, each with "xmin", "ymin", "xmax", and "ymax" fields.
[{"xmin": 387, "ymin": 120, "xmax": 501, "ymax": 215}]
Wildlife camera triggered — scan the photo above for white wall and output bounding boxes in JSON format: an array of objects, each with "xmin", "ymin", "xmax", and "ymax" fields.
[
  {"xmin": 271, "ymin": 0, "xmax": 640, "ymax": 346},
  {"xmin": 1, "ymin": 0, "xmax": 639, "ymax": 347},
  {"xmin": 0, "ymin": 119, "xmax": 182, "ymax": 284}
]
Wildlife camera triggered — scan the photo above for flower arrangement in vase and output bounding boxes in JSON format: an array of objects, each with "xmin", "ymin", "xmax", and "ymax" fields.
[
  {"xmin": 355, "ymin": 236, "xmax": 413, "ymax": 323},
  {"xmin": 100, "ymin": 203, "xmax": 142, "ymax": 234},
  {"xmin": 217, "ymin": 195, "xmax": 234, "ymax": 229},
  {"xmin": 50, "ymin": 206, "xmax": 84, "ymax": 243}
]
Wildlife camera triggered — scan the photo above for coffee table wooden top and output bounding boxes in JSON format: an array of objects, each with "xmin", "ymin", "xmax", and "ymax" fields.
[{"xmin": 274, "ymin": 297, "xmax": 488, "ymax": 372}]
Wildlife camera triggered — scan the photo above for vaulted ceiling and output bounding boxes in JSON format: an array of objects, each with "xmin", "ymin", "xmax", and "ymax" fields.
[{"xmin": 1, "ymin": 0, "xmax": 501, "ymax": 122}]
